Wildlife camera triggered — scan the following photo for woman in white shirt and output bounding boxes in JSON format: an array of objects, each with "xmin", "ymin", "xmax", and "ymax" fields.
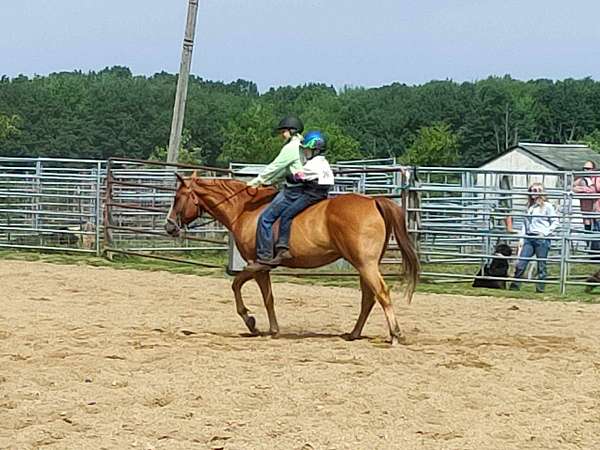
[{"xmin": 509, "ymin": 182, "xmax": 559, "ymax": 293}]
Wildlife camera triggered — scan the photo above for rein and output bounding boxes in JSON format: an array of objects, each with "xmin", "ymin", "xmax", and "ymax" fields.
[
  {"xmin": 171, "ymin": 180, "xmax": 254, "ymax": 233},
  {"xmin": 187, "ymin": 216, "xmax": 219, "ymax": 229}
]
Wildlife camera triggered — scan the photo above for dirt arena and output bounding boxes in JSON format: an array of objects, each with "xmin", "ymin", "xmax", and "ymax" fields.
[{"xmin": 1, "ymin": 260, "xmax": 599, "ymax": 449}]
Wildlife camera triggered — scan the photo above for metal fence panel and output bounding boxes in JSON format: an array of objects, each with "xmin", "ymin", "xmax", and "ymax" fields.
[
  {"xmin": 2, "ymin": 156, "xmax": 600, "ymax": 294},
  {"xmin": 0, "ymin": 157, "xmax": 103, "ymax": 254}
]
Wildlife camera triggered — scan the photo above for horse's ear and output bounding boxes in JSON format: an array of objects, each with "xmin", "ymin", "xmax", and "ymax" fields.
[
  {"xmin": 175, "ymin": 172, "xmax": 185, "ymax": 185},
  {"xmin": 191, "ymin": 170, "xmax": 198, "ymax": 179}
]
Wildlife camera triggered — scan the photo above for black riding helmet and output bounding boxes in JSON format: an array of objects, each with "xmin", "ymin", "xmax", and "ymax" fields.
[{"xmin": 275, "ymin": 116, "xmax": 304, "ymax": 134}]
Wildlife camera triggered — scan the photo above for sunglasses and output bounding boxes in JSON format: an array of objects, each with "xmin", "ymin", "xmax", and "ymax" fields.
[{"xmin": 584, "ymin": 167, "xmax": 594, "ymax": 170}]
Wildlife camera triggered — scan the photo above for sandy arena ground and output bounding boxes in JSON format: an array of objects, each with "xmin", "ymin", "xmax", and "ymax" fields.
[{"xmin": 0, "ymin": 260, "xmax": 599, "ymax": 449}]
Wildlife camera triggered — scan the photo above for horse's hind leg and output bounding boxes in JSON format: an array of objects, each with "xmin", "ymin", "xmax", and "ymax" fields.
[
  {"xmin": 232, "ymin": 270, "xmax": 259, "ymax": 335},
  {"xmin": 358, "ymin": 265, "xmax": 403, "ymax": 345},
  {"xmin": 346, "ymin": 277, "xmax": 376, "ymax": 340},
  {"xmin": 254, "ymin": 271, "xmax": 279, "ymax": 336}
]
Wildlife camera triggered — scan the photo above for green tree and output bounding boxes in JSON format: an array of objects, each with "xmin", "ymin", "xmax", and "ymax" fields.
[
  {"xmin": 402, "ymin": 123, "xmax": 460, "ymax": 166},
  {"xmin": 218, "ymin": 103, "xmax": 280, "ymax": 164},
  {"xmin": 4, "ymin": 67, "xmax": 600, "ymax": 168},
  {"xmin": 0, "ymin": 113, "xmax": 20, "ymax": 140},
  {"xmin": 582, "ymin": 130, "xmax": 600, "ymax": 152},
  {"xmin": 323, "ymin": 126, "xmax": 362, "ymax": 162},
  {"xmin": 148, "ymin": 130, "xmax": 203, "ymax": 164}
]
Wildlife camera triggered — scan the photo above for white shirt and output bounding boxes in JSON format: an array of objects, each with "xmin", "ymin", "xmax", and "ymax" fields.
[
  {"xmin": 521, "ymin": 202, "xmax": 559, "ymax": 237},
  {"xmin": 297, "ymin": 155, "xmax": 335, "ymax": 186}
]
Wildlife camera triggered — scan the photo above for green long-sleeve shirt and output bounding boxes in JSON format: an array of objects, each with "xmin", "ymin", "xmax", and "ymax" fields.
[{"xmin": 249, "ymin": 134, "xmax": 304, "ymax": 187}]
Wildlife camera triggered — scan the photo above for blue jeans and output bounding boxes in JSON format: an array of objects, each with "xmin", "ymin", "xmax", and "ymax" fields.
[
  {"xmin": 591, "ymin": 219, "xmax": 600, "ymax": 253},
  {"xmin": 511, "ymin": 237, "xmax": 550, "ymax": 292},
  {"xmin": 255, "ymin": 187, "xmax": 303, "ymax": 261},
  {"xmin": 276, "ymin": 188, "xmax": 329, "ymax": 251}
]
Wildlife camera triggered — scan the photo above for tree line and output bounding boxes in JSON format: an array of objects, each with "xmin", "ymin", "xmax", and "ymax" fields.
[{"xmin": 1, "ymin": 66, "xmax": 600, "ymax": 167}]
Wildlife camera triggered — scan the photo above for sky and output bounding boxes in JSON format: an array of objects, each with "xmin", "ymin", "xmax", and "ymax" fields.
[{"xmin": 2, "ymin": 0, "xmax": 600, "ymax": 92}]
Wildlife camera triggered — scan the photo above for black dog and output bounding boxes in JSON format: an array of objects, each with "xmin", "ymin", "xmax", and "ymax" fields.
[
  {"xmin": 473, "ymin": 243, "xmax": 513, "ymax": 289},
  {"xmin": 585, "ymin": 269, "xmax": 600, "ymax": 293}
]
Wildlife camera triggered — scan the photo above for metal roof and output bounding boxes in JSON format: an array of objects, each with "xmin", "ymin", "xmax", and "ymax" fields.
[
  {"xmin": 515, "ymin": 143, "xmax": 599, "ymax": 170},
  {"xmin": 480, "ymin": 143, "xmax": 599, "ymax": 170}
]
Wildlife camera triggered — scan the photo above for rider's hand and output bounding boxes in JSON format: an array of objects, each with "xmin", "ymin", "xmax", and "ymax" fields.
[
  {"xmin": 246, "ymin": 177, "xmax": 262, "ymax": 188},
  {"xmin": 292, "ymin": 171, "xmax": 306, "ymax": 182}
]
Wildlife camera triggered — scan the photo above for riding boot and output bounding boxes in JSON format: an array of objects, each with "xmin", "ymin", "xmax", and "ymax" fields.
[
  {"xmin": 244, "ymin": 259, "xmax": 275, "ymax": 272},
  {"xmin": 256, "ymin": 249, "xmax": 293, "ymax": 269},
  {"xmin": 269, "ymin": 249, "xmax": 293, "ymax": 265}
]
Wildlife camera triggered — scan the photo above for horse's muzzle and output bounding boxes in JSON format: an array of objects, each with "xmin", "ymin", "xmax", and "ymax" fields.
[{"xmin": 164, "ymin": 218, "xmax": 180, "ymax": 237}]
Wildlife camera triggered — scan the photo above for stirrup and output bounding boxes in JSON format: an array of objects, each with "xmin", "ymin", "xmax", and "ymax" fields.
[
  {"xmin": 273, "ymin": 249, "xmax": 293, "ymax": 262},
  {"xmin": 245, "ymin": 260, "xmax": 274, "ymax": 272},
  {"xmin": 265, "ymin": 250, "xmax": 293, "ymax": 266}
]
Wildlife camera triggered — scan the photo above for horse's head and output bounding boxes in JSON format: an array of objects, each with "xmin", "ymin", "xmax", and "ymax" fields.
[{"xmin": 165, "ymin": 172, "xmax": 204, "ymax": 237}]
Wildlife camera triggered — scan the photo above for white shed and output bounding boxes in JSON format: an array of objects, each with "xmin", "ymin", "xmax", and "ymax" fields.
[
  {"xmin": 477, "ymin": 142, "xmax": 598, "ymax": 190},
  {"xmin": 475, "ymin": 143, "xmax": 599, "ymax": 231}
]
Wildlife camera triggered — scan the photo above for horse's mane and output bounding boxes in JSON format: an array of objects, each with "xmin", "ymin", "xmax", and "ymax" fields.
[
  {"xmin": 198, "ymin": 177, "xmax": 278, "ymax": 208},
  {"xmin": 250, "ymin": 187, "xmax": 278, "ymax": 205}
]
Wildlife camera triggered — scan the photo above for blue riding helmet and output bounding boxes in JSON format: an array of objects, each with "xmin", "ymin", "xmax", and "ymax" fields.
[{"xmin": 301, "ymin": 130, "xmax": 326, "ymax": 154}]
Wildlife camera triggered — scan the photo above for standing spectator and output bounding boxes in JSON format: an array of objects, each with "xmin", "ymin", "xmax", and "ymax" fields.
[
  {"xmin": 573, "ymin": 160, "xmax": 600, "ymax": 233},
  {"xmin": 509, "ymin": 182, "xmax": 559, "ymax": 293},
  {"xmin": 573, "ymin": 160, "xmax": 600, "ymax": 256}
]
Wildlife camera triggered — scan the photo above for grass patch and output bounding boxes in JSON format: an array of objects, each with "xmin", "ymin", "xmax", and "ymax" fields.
[
  {"xmin": 0, "ymin": 249, "xmax": 226, "ymax": 276},
  {"xmin": 0, "ymin": 249, "xmax": 599, "ymax": 303}
]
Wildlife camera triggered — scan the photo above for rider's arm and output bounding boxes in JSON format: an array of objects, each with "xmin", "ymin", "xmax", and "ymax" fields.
[
  {"xmin": 573, "ymin": 177, "xmax": 596, "ymax": 193},
  {"xmin": 247, "ymin": 142, "xmax": 300, "ymax": 186},
  {"xmin": 545, "ymin": 203, "xmax": 559, "ymax": 236}
]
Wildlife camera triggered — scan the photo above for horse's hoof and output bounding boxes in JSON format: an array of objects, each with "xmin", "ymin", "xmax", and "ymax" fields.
[
  {"xmin": 390, "ymin": 334, "xmax": 407, "ymax": 346},
  {"xmin": 245, "ymin": 316, "xmax": 257, "ymax": 334},
  {"xmin": 342, "ymin": 333, "xmax": 360, "ymax": 341}
]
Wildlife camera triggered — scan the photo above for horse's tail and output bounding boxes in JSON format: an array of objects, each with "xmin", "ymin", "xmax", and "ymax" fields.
[{"xmin": 375, "ymin": 197, "xmax": 420, "ymax": 304}]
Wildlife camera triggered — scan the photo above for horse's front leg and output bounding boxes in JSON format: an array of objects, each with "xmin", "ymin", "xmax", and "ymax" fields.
[
  {"xmin": 254, "ymin": 271, "xmax": 279, "ymax": 336},
  {"xmin": 231, "ymin": 270, "xmax": 259, "ymax": 335}
]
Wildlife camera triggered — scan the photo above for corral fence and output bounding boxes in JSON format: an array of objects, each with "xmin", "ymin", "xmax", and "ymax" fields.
[
  {"xmin": 0, "ymin": 157, "xmax": 102, "ymax": 254},
  {"xmin": 1, "ymin": 156, "xmax": 600, "ymax": 294},
  {"xmin": 412, "ymin": 166, "xmax": 599, "ymax": 295},
  {"xmin": 103, "ymin": 158, "xmax": 231, "ymax": 268}
]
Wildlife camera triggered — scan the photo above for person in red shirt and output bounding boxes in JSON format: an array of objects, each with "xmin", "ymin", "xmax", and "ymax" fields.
[
  {"xmin": 573, "ymin": 160, "xmax": 600, "ymax": 256},
  {"xmin": 573, "ymin": 160, "xmax": 600, "ymax": 233}
]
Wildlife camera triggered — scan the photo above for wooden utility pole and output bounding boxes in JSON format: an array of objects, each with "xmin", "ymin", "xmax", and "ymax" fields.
[{"xmin": 167, "ymin": 0, "xmax": 199, "ymax": 163}]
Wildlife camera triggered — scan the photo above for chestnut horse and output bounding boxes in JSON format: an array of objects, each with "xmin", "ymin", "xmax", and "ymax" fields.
[{"xmin": 165, "ymin": 173, "xmax": 419, "ymax": 345}]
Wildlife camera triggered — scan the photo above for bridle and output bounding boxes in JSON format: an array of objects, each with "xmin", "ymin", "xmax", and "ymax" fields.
[
  {"xmin": 167, "ymin": 179, "xmax": 257, "ymax": 234},
  {"xmin": 166, "ymin": 195, "xmax": 192, "ymax": 234}
]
